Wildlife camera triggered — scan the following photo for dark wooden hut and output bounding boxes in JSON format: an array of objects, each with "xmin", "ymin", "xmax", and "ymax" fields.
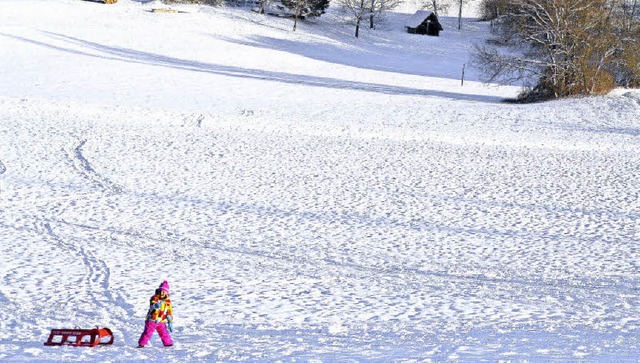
[{"xmin": 405, "ymin": 10, "xmax": 443, "ymax": 36}]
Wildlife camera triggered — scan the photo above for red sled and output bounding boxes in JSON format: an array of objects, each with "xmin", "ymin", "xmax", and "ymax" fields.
[{"xmin": 44, "ymin": 327, "xmax": 114, "ymax": 347}]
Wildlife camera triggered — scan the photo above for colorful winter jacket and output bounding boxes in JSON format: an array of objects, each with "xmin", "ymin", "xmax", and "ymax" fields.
[{"xmin": 146, "ymin": 295, "xmax": 173, "ymax": 323}]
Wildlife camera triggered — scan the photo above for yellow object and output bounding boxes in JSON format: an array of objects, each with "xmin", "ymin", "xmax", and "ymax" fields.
[{"xmin": 152, "ymin": 8, "xmax": 180, "ymax": 13}]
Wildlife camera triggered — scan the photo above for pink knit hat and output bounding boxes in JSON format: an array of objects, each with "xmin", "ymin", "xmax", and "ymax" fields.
[{"xmin": 159, "ymin": 280, "xmax": 170, "ymax": 294}]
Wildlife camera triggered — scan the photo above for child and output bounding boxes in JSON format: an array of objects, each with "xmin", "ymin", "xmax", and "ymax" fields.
[{"xmin": 137, "ymin": 280, "xmax": 174, "ymax": 347}]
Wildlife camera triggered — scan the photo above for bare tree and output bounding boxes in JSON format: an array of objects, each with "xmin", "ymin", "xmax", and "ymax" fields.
[
  {"xmin": 456, "ymin": 0, "xmax": 472, "ymax": 29},
  {"xmin": 369, "ymin": 0, "xmax": 401, "ymax": 29},
  {"xmin": 337, "ymin": 0, "xmax": 398, "ymax": 35},
  {"xmin": 420, "ymin": 0, "xmax": 452, "ymax": 16},
  {"xmin": 338, "ymin": 0, "xmax": 369, "ymax": 37}
]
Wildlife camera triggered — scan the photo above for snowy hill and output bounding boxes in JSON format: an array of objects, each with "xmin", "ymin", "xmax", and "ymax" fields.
[{"xmin": 0, "ymin": 0, "xmax": 639, "ymax": 361}]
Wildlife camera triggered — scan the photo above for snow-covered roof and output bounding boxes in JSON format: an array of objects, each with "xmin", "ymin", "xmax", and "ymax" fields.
[{"xmin": 405, "ymin": 10, "xmax": 435, "ymax": 28}]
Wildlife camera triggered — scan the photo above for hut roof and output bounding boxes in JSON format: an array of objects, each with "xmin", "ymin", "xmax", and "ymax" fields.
[{"xmin": 405, "ymin": 10, "xmax": 436, "ymax": 28}]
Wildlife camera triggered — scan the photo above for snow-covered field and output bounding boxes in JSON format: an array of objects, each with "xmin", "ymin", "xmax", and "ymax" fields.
[{"xmin": 0, "ymin": 0, "xmax": 639, "ymax": 361}]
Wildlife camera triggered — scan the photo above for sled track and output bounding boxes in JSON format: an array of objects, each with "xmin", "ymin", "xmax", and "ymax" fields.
[
  {"xmin": 36, "ymin": 220, "xmax": 113, "ymax": 308},
  {"xmin": 42, "ymin": 216, "xmax": 636, "ymax": 295},
  {"xmin": 43, "ymin": 218, "xmax": 638, "ymax": 337},
  {"xmin": 33, "ymin": 218, "xmax": 136, "ymax": 342},
  {"xmin": 65, "ymin": 139, "xmax": 123, "ymax": 195}
]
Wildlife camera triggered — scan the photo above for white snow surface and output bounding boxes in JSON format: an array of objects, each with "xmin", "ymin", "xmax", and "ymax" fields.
[{"xmin": 1, "ymin": 0, "xmax": 639, "ymax": 361}]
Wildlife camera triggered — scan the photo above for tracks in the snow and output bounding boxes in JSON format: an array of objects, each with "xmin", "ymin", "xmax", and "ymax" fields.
[
  {"xmin": 65, "ymin": 139, "xmax": 123, "ymax": 195},
  {"xmin": 1, "ymin": 136, "xmax": 137, "ymax": 341},
  {"xmin": 35, "ymin": 219, "xmax": 113, "ymax": 309},
  {"xmin": 31, "ymin": 218, "xmax": 137, "ymax": 342}
]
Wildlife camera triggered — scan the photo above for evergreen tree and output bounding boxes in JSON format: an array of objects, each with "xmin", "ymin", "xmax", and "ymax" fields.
[{"xmin": 278, "ymin": 0, "xmax": 330, "ymax": 18}]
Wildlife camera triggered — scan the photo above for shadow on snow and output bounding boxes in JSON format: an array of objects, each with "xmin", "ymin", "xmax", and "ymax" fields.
[{"xmin": 1, "ymin": 31, "xmax": 504, "ymax": 103}]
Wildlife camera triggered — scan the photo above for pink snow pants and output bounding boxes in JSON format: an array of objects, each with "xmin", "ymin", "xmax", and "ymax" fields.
[{"xmin": 138, "ymin": 320, "xmax": 173, "ymax": 347}]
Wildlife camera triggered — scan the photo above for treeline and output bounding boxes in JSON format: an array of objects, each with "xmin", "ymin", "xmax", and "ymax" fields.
[
  {"xmin": 164, "ymin": 0, "xmax": 401, "ymax": 37},
  {"xmin": 164, "ymin": 0, "xmax": 328, "ymax": 17},
  {"xmin": 474, "ymin": 0, "xmax": 640, "ymax": 101}
]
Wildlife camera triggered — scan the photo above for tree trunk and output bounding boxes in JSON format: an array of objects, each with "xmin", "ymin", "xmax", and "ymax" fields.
[
  {"xmin": 458, "ymin": 0, "xmax": 463, "ymax": 30},
  {"xmin": 293, "ymin": 0, "xmax": 300, "ymax": 31},
  {"xmin": 369, "ymin": 0, "xmax": 374, "ymax": 28},
  {"xmin": 355, "ymin": 18, "xmax": 361, "ymax": 37}
]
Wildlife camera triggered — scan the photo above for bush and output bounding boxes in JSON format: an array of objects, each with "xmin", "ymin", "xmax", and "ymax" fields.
[
  {"xmin": 475, "ymin": 0, "xmax": 638, "ymax": 101},
  {"xmin": 616, "ymin": 33, "xmax": 640, "ymax": 88}
]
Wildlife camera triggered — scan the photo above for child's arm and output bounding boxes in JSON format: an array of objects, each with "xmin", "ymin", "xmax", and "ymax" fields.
[{"xmin": 166, "ymin": 301, "xmax": 174, "ymax": 332}]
